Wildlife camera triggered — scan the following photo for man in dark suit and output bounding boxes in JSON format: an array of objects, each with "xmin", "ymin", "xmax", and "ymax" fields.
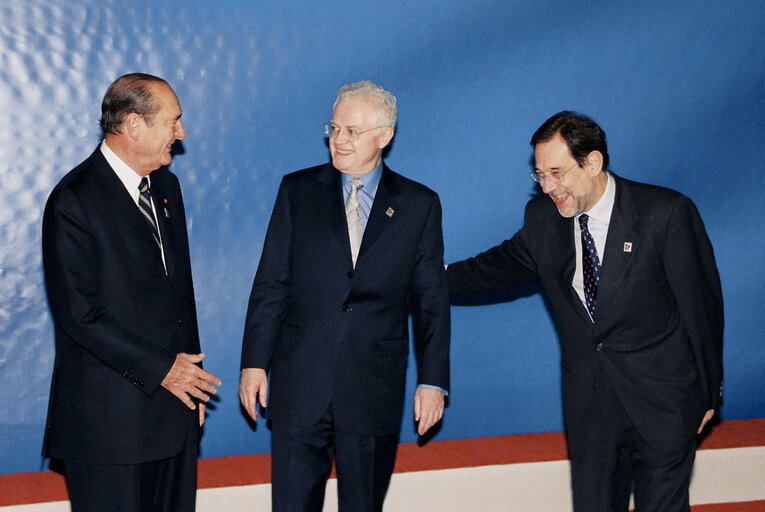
[
  {"xmin": 42, "ymin": 73, "xmax": 221, "ymax": 512},
  {"xmin": 239, "ymin": 81, "xmax": 450, "ymax": 512},
  {"xmin": 447, "ymin": 111, "xmax": 723, "ymax": 511}
]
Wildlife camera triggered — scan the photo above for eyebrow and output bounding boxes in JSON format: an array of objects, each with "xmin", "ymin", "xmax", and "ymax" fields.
[
  {"xmin": 330, "ymin": 121, "xmax": 358, "ymax": 128},
  {"xmin": 535, "ymin": 165, "xmax": 563, "ymax": 172}
]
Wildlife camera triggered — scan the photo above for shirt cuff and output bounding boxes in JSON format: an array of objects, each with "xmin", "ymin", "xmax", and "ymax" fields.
[{"xmin": 417, "ymin": 384, "xmax": 448, "ymax": 396}]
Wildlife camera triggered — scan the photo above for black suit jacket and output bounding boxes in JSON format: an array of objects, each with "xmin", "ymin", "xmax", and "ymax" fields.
[
  {"xmin": 447, "ymin": 174, "xmax": 723, "ymax": 452},
  {"xmin": 42, "ymin": 148, "xmax": 201, "ymax": 464},
  {"xmin": 241, "ymin": 163, "xmax": 450, "ymax": 436}
]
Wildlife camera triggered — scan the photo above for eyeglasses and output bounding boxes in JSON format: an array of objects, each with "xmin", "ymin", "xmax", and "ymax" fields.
[
  {"xmin": 324, "ymin": 122, "xmax": 386, "ymax": 141},
  {"xmin": 530, "ymin": 162, "xmax": 579, "ymax": 184}
]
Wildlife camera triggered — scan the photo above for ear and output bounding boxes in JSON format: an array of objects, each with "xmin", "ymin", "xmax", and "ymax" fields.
[
  {"xmin": 585, "ymin": 150, "xmax": 604, "ymax": 176},
  {"xmin": 124, "ymin": 113, "xmax": 143, "ymax": 141},
  {"xmin": 378, "ymin": 127, "xmax": 395, "ymax": 149}
]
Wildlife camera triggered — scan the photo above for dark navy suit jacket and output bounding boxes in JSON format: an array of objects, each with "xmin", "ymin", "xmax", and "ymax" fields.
[
  {"xmin": 241, "ymin": 162, "xmax": 450, "ymax": 436},
  {"xmin": 447, "ymin": 174, "xmax": 723, "ymax": 453},
  {"xmin": 42, "ymin": 148, "xmax": 200, "ymax": 463}
]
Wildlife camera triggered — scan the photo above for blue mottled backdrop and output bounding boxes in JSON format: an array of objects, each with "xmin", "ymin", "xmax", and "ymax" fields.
[{"xmin": 1, "ymin": 0, "xmax": 763, "ymax": 475}]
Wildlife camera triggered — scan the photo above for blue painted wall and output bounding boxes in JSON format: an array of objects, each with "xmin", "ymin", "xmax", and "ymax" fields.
[{"xmin": 1, "ymin": 0, "xmax": 763, "ymax": 475}]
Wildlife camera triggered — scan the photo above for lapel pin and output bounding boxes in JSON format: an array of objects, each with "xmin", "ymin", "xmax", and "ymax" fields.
[
  {"xmin": 623, "ymin": 242, "xmax": 632, "ymax": 252},
  {"xmin": 385, "ymin": 207, "xmax": 395, "ymax": 218},
  {"xmin": 163, "ymin": 199, "xmax": 169, "ymax": 218}
]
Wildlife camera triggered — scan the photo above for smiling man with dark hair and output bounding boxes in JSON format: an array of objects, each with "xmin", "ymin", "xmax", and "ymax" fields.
[{"xmin": 447, "ymin": 111, "xmax": 723, "ymax": 512}]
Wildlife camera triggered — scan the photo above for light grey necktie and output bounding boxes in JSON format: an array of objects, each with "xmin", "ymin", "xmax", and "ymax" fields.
[{"xmin": 345, "ymin": 178, "xmax": 364, "ymax": 267}]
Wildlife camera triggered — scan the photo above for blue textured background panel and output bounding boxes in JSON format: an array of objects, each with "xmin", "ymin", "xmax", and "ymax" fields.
[{"xmin": 1, "ymin": 1, "xmax": 763, "ymax": 474}]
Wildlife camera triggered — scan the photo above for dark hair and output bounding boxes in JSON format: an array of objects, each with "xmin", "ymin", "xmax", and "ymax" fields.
[
  {"xmin": 99, "ymin": 73, "xmax": 169, "ymax": 136},
  {"xmin": 530, "ymin": 111, "xmax": 609, "ymax": 170}
]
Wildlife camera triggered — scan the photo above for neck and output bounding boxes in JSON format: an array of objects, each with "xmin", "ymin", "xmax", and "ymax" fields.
[{"xmin": 104, "ymin": 135, "xmax": 151, "ymax": 177}]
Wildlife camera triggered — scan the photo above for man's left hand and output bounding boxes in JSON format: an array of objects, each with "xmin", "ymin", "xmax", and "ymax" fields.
[
  {"xmin": 414, "ymin": 387, "xmax": 444, "ymax": 435},
  {"xmin": 697, "ymin": 408, "xmax": 715, "ymax": 434}
]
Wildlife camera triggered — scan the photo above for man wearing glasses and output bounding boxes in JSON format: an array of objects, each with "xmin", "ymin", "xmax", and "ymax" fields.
[
  {"xmin": 446, "ymin": 111, "xmax": 723, "ymax": 511},
  {"xmin": 240, "ymin": 81, "xmax": 450, "ymax": 512}
]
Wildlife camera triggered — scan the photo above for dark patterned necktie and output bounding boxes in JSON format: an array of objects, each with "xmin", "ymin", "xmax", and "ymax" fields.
[
  {"xmin": 138, "ymin": 177, "xmax": 162, "ymax": 250},
  {"xmin": 579, "ymin": 214, "xmax": 601, "ymax": 319}
]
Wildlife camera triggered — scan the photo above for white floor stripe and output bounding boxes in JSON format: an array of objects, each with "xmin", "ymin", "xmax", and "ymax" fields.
[
  {"xmin": 3, "ymin": 446, "xmax": 763, "ymax": 511},
  {"xmin": 689, "ymin": 446, "xmax": 765, "ymax": 505}
]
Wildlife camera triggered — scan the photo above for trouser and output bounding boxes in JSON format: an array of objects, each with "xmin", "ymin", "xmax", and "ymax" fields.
[
  {"xmin": 271, "ymin": 403, "xmax": 399, "ymax": 512},
  {"xmin": 63, "ymin": 423, "xmax": 198, "ymax": 512}
]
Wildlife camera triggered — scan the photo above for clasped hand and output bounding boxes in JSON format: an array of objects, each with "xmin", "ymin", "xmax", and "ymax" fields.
[{"xmin": 161, "ymin": 352, "xmax": 222, "ymax": 426}]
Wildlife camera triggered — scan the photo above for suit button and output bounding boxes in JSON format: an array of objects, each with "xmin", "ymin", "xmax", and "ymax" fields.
[
  {"xmin": 596, "ymin": 343, "xmax": 603, "ymax": 351},
  {"xmin": 342, "ymin": 305, "xmax": 352, "ymax": 312},
  {"xmin": 177, "ymin": 319, "xmax": 182, "ymax": 324},
  {"xmin": 346, "ymin": 271, "xmax": 353, "ymax": 278}
]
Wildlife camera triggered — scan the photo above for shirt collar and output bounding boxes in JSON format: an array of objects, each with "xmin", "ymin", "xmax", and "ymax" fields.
[
  {"xmin": 579, "ymin": 171, "xmax": 615, "ymax": 225},
  {"xmin": 342, "ymin": 160, "xmax": 383, "ymax": 196}
]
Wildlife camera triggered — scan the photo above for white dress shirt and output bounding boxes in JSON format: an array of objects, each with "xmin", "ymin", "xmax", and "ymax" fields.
[{"xmin": 573, "ymin": 172, "xmax": 615, "ymax": 319}]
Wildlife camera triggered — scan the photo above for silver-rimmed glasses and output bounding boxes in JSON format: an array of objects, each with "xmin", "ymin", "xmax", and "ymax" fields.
[
  {"xmin": 324, "ymin": 122, "xmax": 386, "ymax": 141},
  {"xmin": 530, "ymin": 162, "xmax": 579, "ymax": 184}
]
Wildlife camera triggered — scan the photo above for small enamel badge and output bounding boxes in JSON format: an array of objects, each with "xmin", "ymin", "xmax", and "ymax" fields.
[
  {"xmin": 385, "ymin": 207, "xmax": 395, "ymax": 217},
  {"xmin": 623, "ymin": 242, "xmax": 632, "ymax": 252},
  {"xmin": 164, "ymin": 199, "xmax": 169, "ymax": 218}
]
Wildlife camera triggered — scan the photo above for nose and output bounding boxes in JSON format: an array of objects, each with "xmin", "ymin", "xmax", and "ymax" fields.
[
  {"xmin": 334, "ymin": 127, "xmax": 350, "ymax": 143},
  {"xmin": 175, "ymin": 120, "xmax": 186, "ymax": 140},
  {"xmin": 540, "ymin": 176, "xmax": 557, "ymax": 194}
]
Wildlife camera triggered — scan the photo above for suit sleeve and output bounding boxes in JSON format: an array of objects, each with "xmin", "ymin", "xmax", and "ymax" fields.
[
  {"xmin": 241, "ymin": 178, "xmax": 292, "ymax": 370},
  {"xmin": 42, "ymin": 188, "xmax": 176, "ymax": 395},
  {"xmin": 662, "ymin": 196, "xmax": 724, "ymax": 411},
  {"xmin": 409, "ymin": 193, "xmax": 451, "ymax": 391}
]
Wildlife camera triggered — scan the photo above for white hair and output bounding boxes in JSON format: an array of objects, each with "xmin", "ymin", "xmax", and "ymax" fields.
[{"xmin": 334, "ymin": 80, "xmax": 398, "ymax": 128}]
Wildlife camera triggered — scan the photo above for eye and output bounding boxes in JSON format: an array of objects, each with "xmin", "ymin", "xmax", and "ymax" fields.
[{"xmin": 348, "ymin": 128, "xmax": 359, "ymax": 137}]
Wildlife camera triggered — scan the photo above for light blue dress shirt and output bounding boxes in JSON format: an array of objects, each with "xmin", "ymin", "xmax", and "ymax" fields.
[{"xmin": 341, "ymin": 161, "xmax": 382, "ymax": 235}]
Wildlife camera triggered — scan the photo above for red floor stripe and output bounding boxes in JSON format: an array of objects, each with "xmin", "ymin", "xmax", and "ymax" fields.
[
  {"xmin": 1, "ymin": 418, "xmax": 762, "ymax": 507},
  {"xmin": 691, "ymin": 502, "xmax": 765, "ymax": 511}
]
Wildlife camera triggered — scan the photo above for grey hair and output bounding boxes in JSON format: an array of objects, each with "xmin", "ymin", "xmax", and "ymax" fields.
[
  {"xmin": 334, "ymin": 81, "xmax": 397, "ymax": 128},
  {"xmin": 100, "ymin": 73, "xmax": 169, "ymax": 136}
]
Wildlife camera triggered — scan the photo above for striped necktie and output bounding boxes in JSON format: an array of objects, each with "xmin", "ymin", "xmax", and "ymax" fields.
[{"xmin": 138, "ymin": 177, "xmax": 162, "ymax": 250}]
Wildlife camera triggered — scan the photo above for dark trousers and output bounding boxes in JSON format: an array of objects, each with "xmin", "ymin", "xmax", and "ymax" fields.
[
  {"xmin": 569, "ymin": 370, "xmax": 696, "ymax": 512},
  {"xmin": 63, "ymin": 423, "xmax": 198, "ymax": 512},
  {"xmin": 271, "ymin": 404, "xmax": 399, "ymax": 512}
]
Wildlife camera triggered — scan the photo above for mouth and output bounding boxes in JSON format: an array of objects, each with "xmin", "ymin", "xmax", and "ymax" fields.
[
  {"xmin": 334, "ymin": 147, "xmax": 353, "ymax": 156},
  {"xmin": 550, "ymin": 192, "xmax": 569, "ymax": 206}
]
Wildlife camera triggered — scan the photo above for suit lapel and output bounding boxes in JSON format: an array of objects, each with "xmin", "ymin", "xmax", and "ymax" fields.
[
  {"xmin": 91, "ymin": 150, "xmax": 167, "ymax": 273},
  {"xmin": 317, "ymin": 164, "xmax": 352, "ymax": 260},
  {"xmin": 150, "ymin": 180, "xmax": 176, "ymax": 277},
  {"xmin": 547, "ymin": 214, "xmax": 590, "ymax": 321},
  {"xmin": 357, "ymin": 164, "xmax": 400, "ymax": 262},
  {"xmin": 597, "ymin": 177, "xmax": 638, "ymax": 307}
]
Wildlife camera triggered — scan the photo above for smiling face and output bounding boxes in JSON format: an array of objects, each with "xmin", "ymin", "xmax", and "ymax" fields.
[
  {"xmin": 534, "ymin": 133, "xmax": 607, "ymax": 218},
  {"xmin": 329, "ymin": 95, "xmax": 394, "ymax": 177},
  {"xmin": 134, "ymin": 83, "xmax": 186, "ymax": 175}
]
